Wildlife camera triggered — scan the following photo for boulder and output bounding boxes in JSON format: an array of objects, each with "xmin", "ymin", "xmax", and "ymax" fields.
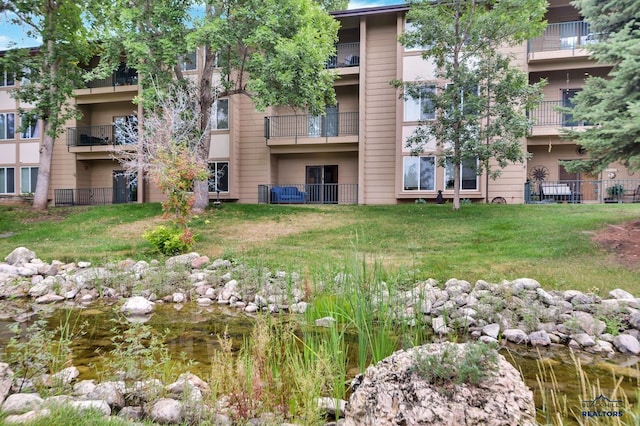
[
  {"xmin": 150, "ymin": 398, "xmax": 184, "ymax": 424},
  {"xmin": 613, "ymin": 334, "xmax": 640, "ymax": 355},
  {"xmin": 121, "ymin": 296, "xmax": 155, "ymax": 316},
  {"xmin": 1, "ymin": 393, "xmax": 43, "ymax": 414},
  {"xmin": 344, "ymin": 343, "xmax": 535, "ymax": 426},
  {"xmin": 4, "ymin": 247, "xmax": 36, "ymax": 266}
]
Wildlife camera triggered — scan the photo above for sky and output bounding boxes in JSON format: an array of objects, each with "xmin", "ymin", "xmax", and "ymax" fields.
[{"xmin": 0, "ymin": 0, "xmax": 402, "ymax": 50}]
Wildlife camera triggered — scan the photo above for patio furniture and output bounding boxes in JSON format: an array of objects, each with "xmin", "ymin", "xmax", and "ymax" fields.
[
  {"xmin": 270, "ymin": 186, "xmax": 306, "ymax": 204},
  {"xmin": 540, "ymin": 183, "xmax": 582, "ymax": 203}
]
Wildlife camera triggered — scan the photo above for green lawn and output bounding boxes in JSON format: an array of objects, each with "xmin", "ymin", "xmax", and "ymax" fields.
[{"xmin": 0, "ymin": 202, "xmax": 639, "ymax": 294}]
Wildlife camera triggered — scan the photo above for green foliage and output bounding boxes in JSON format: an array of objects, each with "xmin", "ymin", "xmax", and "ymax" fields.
[
  {"xmin": 0, "ymin": 0, "xmax": 102, "ymax": 209},
  {"xmin": 412, "ymin": 342, "xmax": 499, "ymax": 387},
  {"xmin": 5, "ymin": 310, "xmax": 86, "ymax": 394},
  {"xmin": 562, "ymin": 0, "xmax": 640, "ymax": 173},
  {"xmin": 607, "ymin": 184, "xmax": 626, "ymax": 197},
  {"xmin": 143, "ymin": 225, "xmax": 193, "ymax": 255},
  {"xmin": 399, "ymin": 0, "xmax": 547, "ymax": 209},
  {"xmin": 95, "ymin": 315, "xmax": 192, "ymax": 397}
]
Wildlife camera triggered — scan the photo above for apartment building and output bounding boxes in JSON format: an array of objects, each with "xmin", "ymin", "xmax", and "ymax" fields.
[{"xmin": 1, "ymin": 1, "xmax": 635, "ymax": 206}]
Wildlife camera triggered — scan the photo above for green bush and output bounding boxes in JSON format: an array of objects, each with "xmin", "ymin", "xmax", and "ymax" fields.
[
  {"xmin": 143, "ymin": 225, "xmax": 192, "ymax": 255},
  {"xmin": 412, "ymin": 342, "xmax": 499, "ymax": 387}
]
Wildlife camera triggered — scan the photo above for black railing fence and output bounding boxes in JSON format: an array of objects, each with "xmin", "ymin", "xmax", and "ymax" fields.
[
  {"xmin": 54, "ymin": 187, "xmax": 136, "ymax": 206},
  {"xmin": 258, "ymin": 184, "xmax": 358, "ymax": 205},
  {"xmin": 525, "ymin": 179, "xmax": 640, "ymax": 204},
  {"xmin": 265, "ymin": 112, "xmax": 358, "ymax": 141}
]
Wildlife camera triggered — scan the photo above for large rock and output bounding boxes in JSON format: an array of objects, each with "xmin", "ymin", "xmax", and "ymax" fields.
[
  {"xmin": 150, "ymin": 398, "xmax": 184, "ymax": 424},
  {"xmin": 344, "ymin": 343, "xmax": 536, "ymax": 426},
  {"xmin": 4, "ymin": 247, "xmax": 36, "ymax": 266},
  {"xmin": 121, "ymin": 296, "xmax": 155, "ymax": 316},
  {"xmin": 1, "ymin": 393, "xmax": 43, "ymax": 414},
  {"xmin": 613, "ymin": 334, "xmax": 640, "ymax": 355}
]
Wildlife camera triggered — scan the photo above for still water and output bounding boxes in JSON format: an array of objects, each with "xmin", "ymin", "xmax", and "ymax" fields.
[{"xmin": 1, "ymin": 301, "xmax": 638, "ymax": 424}]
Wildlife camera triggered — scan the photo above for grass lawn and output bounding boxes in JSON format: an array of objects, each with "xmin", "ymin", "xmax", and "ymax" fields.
[{"xmin": 0, "ymin": 202, "xmax": 639, "ymax": 294}]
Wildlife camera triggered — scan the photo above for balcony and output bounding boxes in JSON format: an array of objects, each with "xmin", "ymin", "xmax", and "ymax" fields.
[
  {"xmin": 264, "ymin": 112, "xmax": 359, "ymax": 146},
  {"xmin": 67, "ymin": 125, "xmax": 136, "ymax": 150},
  {"xmin": 528, "ymin": 100, "xmax": 590, "ymax": 136},
  {"xmin": 326, "ymin": 42, "xmax": 360, "ymax": 74},
  {"xmin": 84, "ymin": 63, "xmax": 138, "ymax": 89},
  {"xmin": 528, "ymin": 21, "xmax": 596, "ymax": 61}
]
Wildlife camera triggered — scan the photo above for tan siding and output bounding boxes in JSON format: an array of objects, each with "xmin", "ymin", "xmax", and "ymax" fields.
[{"xmin": 362, "ymin": 15, "xmax": 398, "ymax": 204}]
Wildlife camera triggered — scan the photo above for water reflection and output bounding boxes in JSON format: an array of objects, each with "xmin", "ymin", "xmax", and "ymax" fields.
[{"xmin": 0, "ymin": 301, "xmax": 638, "ymax": 424}]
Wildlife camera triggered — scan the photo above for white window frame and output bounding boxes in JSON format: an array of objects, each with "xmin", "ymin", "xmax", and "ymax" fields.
[
  {"xmin": 0, "ymin": 69, "xmax": 15, "ymax": 87},
  {"xmin": 404, "ymin": 85, "xmax": 436, "ymax": 122},
  {"xmin": 179, "ymin": 51, "xmax": 197, "ymax": 71},
  {"xmin": 20, "ymin": 166, "xmax": 38, "ymax": 194},
  {"xmin": 20, "ymin": 114, "xmax": 39, "ymax": 139},
  {"xmin": 208, "ymin": 161, "xmax": 229, "ymax": 193},
  {"xmin": 445, "ymin": 158, "xmax": 478, "ymax": 191},
  {"xmin": 0, "ymin": 167, "xmax": 15, "ymax": 193},
  {"xmin": 403, "ymin": 156, "xmax": 435, "ymax": 191},
  {"xmin": 0, "ymin": 113, "xmax": 15, "ymax": 140},
  {"xmin": 211, "ymin": 99, "xmax": 229, "ymax": 130}
]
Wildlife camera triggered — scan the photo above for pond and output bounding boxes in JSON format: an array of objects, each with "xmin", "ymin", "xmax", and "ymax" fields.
[{"xmin": 1, "ymin": 301, "xmax": 638, "ymax": 425}]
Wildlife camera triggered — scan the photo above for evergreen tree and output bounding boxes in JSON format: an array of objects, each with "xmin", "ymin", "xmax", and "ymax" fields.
[{"xmin": 562, "ymin": 0, "xmax": 640, "ymax": 173}]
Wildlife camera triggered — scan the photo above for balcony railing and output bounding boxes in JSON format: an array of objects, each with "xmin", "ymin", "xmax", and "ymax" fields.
[
  {"xmin": 83, "ymin": 65, "xmax": 138, "ymax": 89},
  {"xmin": 54, "ymin": 187, "xmax": 136, "ymax": 206},
  {"xmin": 264, "ymin": 112, "xmax": 358, "ymax": 141},
  {"xmin": 525, "ymin": 179, "xmax": 640, "ymax": 204},
  {"xmin": 528, "ymin": 101, "xmax": 589, "ymax": 127},
  {"xmin": 326, "ymin": 42, "xmax": 360, "ymax": 68},
  {"xmin": 528, "ymin": 20, "xmax": 596, "ymax": 55},
  {"xmin": 67, "ymin": 125, "xmax": 136, "ymax": 147},
  {"xmin": 258, "ymin": 184, "xmax": 358, "ymax": 205}
]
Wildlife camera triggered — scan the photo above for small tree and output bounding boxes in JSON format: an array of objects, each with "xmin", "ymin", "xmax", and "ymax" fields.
[
  {"xmin": 561, "ymin": 0, "xmax": 640, "ymax": 174},
  {"xmin": 399, "ymin": 0, "xmax": 546, "ymax": 210},
  {"xmin": 113, "ymin": 82, "xmax": 208, "ymax": 246}
]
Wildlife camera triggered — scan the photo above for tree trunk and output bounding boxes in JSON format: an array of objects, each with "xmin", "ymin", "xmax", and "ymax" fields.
[
  {"xmin": 192, "ymin": 39, "xmax": 216, "ymax": 213},
  {"xmin": 33, "ymin": 126, "xmax": 54, "ymax": 210},
  {"xmin": 453, "ymin": 161, "xmax": 461, "ymax": 211}
]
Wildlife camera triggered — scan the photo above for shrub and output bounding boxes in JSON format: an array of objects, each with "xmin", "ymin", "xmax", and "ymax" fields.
[
  {"xmin": 412, "ymin": 342, "xmax": 499, "ymax": 387},
  {"xmin": 143, "ymin": 225, "xmax": 193, "ymax": 255}
]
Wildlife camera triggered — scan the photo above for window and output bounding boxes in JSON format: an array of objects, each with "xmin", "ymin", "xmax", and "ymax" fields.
[
  {"xmin": 20, "ymin": 167, "xmax": 38, "ymax": 194},
  {"xmin": 0, "ymin": 68, "xmax": 15, "ymax": 87},
  {"xmin": 180, "ymin": 51, "xmax": 197, "ymax": 71},
  {"xmin": 404, "ymin": 85, "xmax": 435, "ymax": 121},
  {"xmin": 404, "ymin": 21, "xmax": 429, "ymax": 52},
  {"xmin": 211, "ymin": 99, "xmax": 229, "ymax": 130},
  {"xmin": 445, "ymin": 158, "xmax": 478, "ymax": 190},
  {"xmin": 114, "ymin": 115, "xmax": 138, "ymax": 144},
  {"xmin": 0, "ymin": 113, "xmax": 15, "ymax": 139},
  {"xmin": 21, "ymin": 114, "xmax": 39, "ymax": 139},
  {"xmin": 0, "ymin": 168, "xmax": 15, "ymax": 193},
  {"xmin": 403, "ymin": 156, "xmax": 435, "ymax": 191},
  {"xmin": 446, "ymin": 83, "xmax": 480, "ymax": 115},
  {"xmin": 208, "ymin": 162, "xmax": 229, "ymax": 192}
]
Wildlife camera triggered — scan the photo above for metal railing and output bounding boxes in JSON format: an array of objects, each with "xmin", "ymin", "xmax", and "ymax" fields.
[
  {"xmin": 264, "ymin": 112, "xmax": 358, "ymax": 141},
  {"xmin": 326, "ymin": 42, "xmax": 360, "ymax": 69},
  {"xmin": 525, "ymin": 179, "xmax": 640, "ymax": 204},
  {"xmin": 528, "ymin": 21, "xmax": 596, "ymax": 55},
  {"xmin": 528, "ymin": 100, "xmax": 589, "ymax": 127},
  {"xmin": 54, "ymin": 187, "xmax": 136, "ymax": 206},
  {"xmin": 84, "ymin": 66, "xmax": 139, "ymax": 89},
  {"xmin": 258, "ymin": 184, "xmax": 358, "ymax": 205},
  {"xmin": 67, "ymin": 125, "xmax": 137, "ymax": 147}
]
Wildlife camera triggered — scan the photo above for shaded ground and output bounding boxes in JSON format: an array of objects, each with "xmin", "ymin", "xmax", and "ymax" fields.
[{"xmin": 592, "ymin": 219, "xmax": 640, "ymax": 269}]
